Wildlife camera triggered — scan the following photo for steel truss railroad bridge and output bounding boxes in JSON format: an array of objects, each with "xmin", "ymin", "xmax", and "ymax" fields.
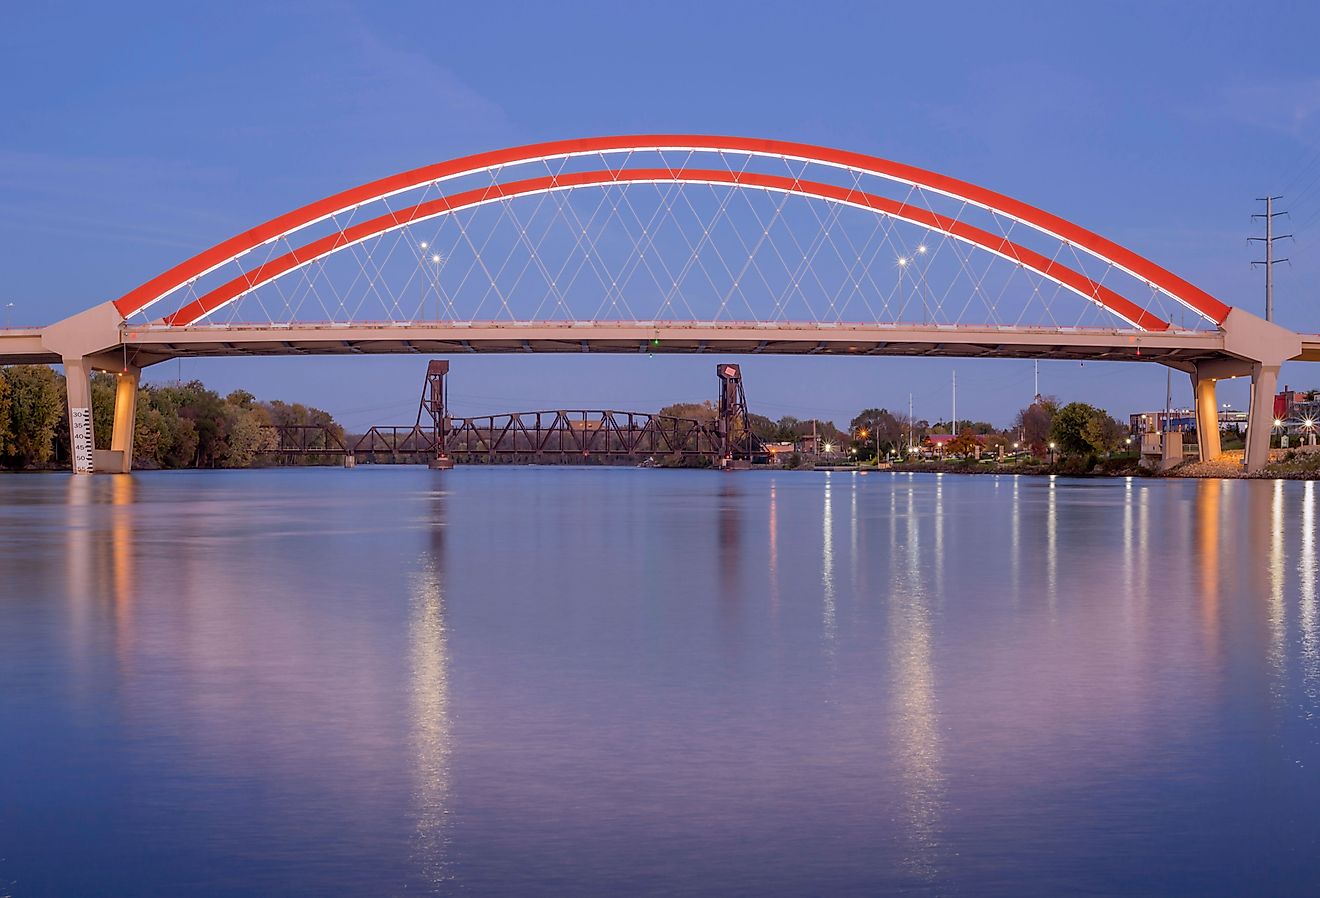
[
  {"xmin": 2, "ymin": 135, "xmax": 1317, "ymax": 473},
  {"xmin": 269, "ymin": 360, "xmax": 761, "ymax": 468}
]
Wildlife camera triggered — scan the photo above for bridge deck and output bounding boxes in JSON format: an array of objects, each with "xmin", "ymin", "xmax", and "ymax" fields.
[
  {"xmin": 6, "ymin": 321, "xmax": 1318, "ymax": 368},
  {"xmin": 116, "ymin": 321, "xmax": 1231, "ymax": 366},
  {"xmin": 0, "ymin": 329, "xmax": 58, "ymax": 366}
]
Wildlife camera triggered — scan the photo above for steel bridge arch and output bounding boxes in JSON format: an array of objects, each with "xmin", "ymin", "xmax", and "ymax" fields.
[
  {"xmin": 110, "ymin": 134, "xmax": 1233, "ymax": 329},
  {"xmin": 160, "ymin": 168, "xmax": 1171, "ymax": 331}
]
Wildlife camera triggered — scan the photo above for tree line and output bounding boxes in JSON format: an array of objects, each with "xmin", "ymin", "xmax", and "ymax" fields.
[
  {"xmin": 658, "ymin": 395, "xmax": 1131, "ymax": 463},
  {"xmin": 2, "ymin": 362, "xmax": 1131, "ymax": 471},
  {"xmin": 0, "ymin": 365, "xmax": 342, "ymax": 470}
]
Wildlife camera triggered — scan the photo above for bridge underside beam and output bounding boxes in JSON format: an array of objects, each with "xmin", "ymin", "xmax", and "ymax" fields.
[{"xmin": 119, "ymin": 323, "xmax": 1234, "ymax": 367}]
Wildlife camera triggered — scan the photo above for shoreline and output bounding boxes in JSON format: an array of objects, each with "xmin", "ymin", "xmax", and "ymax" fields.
[
  {"xmin": 4, "ymin": 456, "xmax": 1320, "ymax": 481},
  {"xmin": 807, "ymin": 458, "xmax": 1320, "ymax": 481}
]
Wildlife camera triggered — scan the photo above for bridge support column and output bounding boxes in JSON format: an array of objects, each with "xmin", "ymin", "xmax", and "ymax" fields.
[
  {"xmin": 1190, "ymin": 369, "xmax": 1221, "ymax": 463},
  {"xmin": 107, "ymin": 367, "xmax": 140, "ymax": 473},
  {"xmin": 63, "ymin": 357, "xmax": 95, "ymax": 474},
  {"xmin": 1245, "ymin": 363, "xmax": 1280, "ymax": 474}
]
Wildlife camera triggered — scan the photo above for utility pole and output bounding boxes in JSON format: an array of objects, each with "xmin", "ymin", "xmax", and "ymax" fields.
[
  {"xmin": 1033, "ymin": 360, "xmax": 1040, "ymax": 402},
  {"xmin": 952, "ymin": 370, "xmax": 957, "ymax": 437},
  {"xmin": 1249, "ymin": 196, "xmax": 1290, "ymax": 322},
  {"xmin": 1164, "ymin": 368, "xmax": 1172, "ymax": 434}
]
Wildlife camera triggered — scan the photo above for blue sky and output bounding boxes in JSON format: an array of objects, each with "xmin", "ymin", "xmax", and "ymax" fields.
[{"xmin": 4, "ymin": 1, "xmax": 1320, "ymax": 429}]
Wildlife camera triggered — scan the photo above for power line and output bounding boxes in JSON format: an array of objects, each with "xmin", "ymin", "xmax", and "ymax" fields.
[{"xmin": 1248, "ymin": 195, "xmax": 1291, "ymax": 322}]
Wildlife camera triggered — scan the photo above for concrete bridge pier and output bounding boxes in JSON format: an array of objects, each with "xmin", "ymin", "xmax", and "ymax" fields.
[
  {"xmin": 1188, "ymin": 358, "xmax": 1278, "ymax": 474},
  {"xmin": 60, "ymin": 352, "xmax": 139, "ymax": 474},
  {"xmin": 103, "ymin": 366, "xmax": 140, "ymax": 474},
  {"xmin": 62, "ymin": 356, "xmax": 95, "ymax": 474},
  {"xmin": 1185, "ymin": 357, "xmax": 1254, "ymax": 466},
  {"xmin": 1245, "ymin": 363, "xmax": 1280, "ymax": 474},
  {"xmin": 1184, "ymin": 308, "xmax": 1301, "ymax": 474},
  {"xmin": 1190, "ymin": 367, "xmax": 1222, "ymax": 463}
]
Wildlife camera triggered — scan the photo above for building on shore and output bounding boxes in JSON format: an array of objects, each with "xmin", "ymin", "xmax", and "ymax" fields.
[
  {"xmin": 1274, "ymin": 386, "xmax": 1320, "ymax": 437},
  {"xmin": 1129, "ymin": 408, "xmax": 1246, "ymax": 436}
]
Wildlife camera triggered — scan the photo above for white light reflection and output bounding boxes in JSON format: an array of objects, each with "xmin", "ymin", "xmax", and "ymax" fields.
[
  {"xmin": 1197, "ymin": 479, "xmax": 1221, "ymax": 644},
  {"xmin": 822, "ymin": 475, "xmax": 836, "ymax": 642},
  {"xmin": 890, "ymin": 476, "xmax": 943, "ymax": 880},
  {"xmin": 1268, "ymin": 479, "xmax": 1287, "ymax": 701},
  {"xmin": 1301, "ymin": 481, "xmax": 1317, "ymax": 698},
  {"xmin": 410, "ymin": 553, "xmax": 453, "ymax": 887},
  {"xmin": 1047, "ymin": 475, "xmax": 1058, "ymax": 611},
  {"xmin": 1122, "ymin": 477, "xmax": 1133, "ymax": 607},
  {"xmin": 933, "ymin": 475, "xmax": 945, "ymax": 595},
  {"xmin": 850, "ymin": 474, "xmax": 860, "ymax": 590},
  {"xmin": 768, "ymin": 481, "xmax": 780, "ymax": 617},
  {"xmin": 1010, "ymin": 476, "xmax": 1021, "ymax": 604}
]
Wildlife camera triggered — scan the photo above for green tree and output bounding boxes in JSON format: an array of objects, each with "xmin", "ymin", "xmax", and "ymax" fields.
[
  {"xmin": 133, "ymin": 394, "xmax": 175, "ymax": 468},
  {"xmin": 658, "ymin": 400, "xmax": 716, "ymax": 421},
  {"xmin": 0, "ymin": 371, "xmax": 11, "ymax": 456},
  {"xmin": 90, "ymin": 372, "xmax": 118, "ymax": 449},
  {"xmin": 2, "ymin": 365, "xmax": 64, "ymax": 467},
  {"xmin": 1049, "ymin": 401, "xmax": 1102, "ymax": 457},
  {"xmin": 849, "ymin": 408, "xmax": 903, "ymax": 453},
  {"xmin": 773, "ymin": 415, "xmax": 800, "ymax": 440},
  {"xmin": 1083, "ymin": 410, "xmax": 1128, "ymax": 455},
  {"xmin": 747, "ymin": 413, "xmax": 777, "ymax": 440},
  {"xmin": 221, "ymin": 405, "xmax": 277, "ymax": 467}
]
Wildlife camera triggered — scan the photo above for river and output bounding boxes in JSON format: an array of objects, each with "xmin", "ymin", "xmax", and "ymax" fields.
[{"xmin": 1, "ymin": 468, "xmax": 1317, "ymax": 896}]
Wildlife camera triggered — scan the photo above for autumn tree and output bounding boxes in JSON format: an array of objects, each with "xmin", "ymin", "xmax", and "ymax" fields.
[
  {"xmin": 1014, "ymin": 396, "xmax": 1059, "ymax": 454},
  {"xmin": 947, "ymin": 430, "xmax": 981, "ymax": 457}
]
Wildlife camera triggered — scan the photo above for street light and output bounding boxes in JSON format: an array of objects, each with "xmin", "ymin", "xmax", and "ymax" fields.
[{"xmin": 1048, "ymin": 441, "xmax": 1057, "ymax": 464}]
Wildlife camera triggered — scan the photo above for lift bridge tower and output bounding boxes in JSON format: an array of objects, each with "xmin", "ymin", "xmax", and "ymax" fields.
[
  {"xmin": 417, "ymin": 359, "xmax": 455, "ymax": 469},
  {"xmin": 716, "ymin": 363, "xmax": 756, "ymax": 470}
]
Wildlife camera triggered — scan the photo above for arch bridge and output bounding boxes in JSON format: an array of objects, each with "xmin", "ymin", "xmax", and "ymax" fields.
[{"xmin": 2, "ymin": 135, "xmax": 1315, "ymax": 473}]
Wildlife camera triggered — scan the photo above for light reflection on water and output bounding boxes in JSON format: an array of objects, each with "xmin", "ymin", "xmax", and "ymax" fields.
[
  {"xmin": 1, "ymin": 468, "xmax": 1319, "ymax": 896},
  {"xmin": 410, "ymin": 492, "xmax": 452, "ymax": 891}
]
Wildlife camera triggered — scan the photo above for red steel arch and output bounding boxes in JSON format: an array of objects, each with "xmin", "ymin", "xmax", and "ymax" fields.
[
  {"xmin": 112, "ymin": 135, "xmax": 1231, "ymax": 328},
  {"xmin": 163, "ymin": 169, "xmax": 1171, "ymax": 331}
]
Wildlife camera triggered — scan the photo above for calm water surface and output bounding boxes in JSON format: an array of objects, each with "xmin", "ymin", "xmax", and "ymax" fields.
[{"xmin": 1, "ymin": 468, "xmax": 1318, "ymax": 896}]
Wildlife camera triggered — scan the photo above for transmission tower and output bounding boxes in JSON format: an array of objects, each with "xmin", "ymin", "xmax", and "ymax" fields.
[{"xmin": 1249, "ymin": 196, "xmax": 1291, "ymax": 322}]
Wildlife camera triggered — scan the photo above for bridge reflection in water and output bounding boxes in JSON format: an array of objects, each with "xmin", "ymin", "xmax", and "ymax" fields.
[{"xmin": 1, "ymin": 470, "xmax": 1315, "ymax": 892}]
